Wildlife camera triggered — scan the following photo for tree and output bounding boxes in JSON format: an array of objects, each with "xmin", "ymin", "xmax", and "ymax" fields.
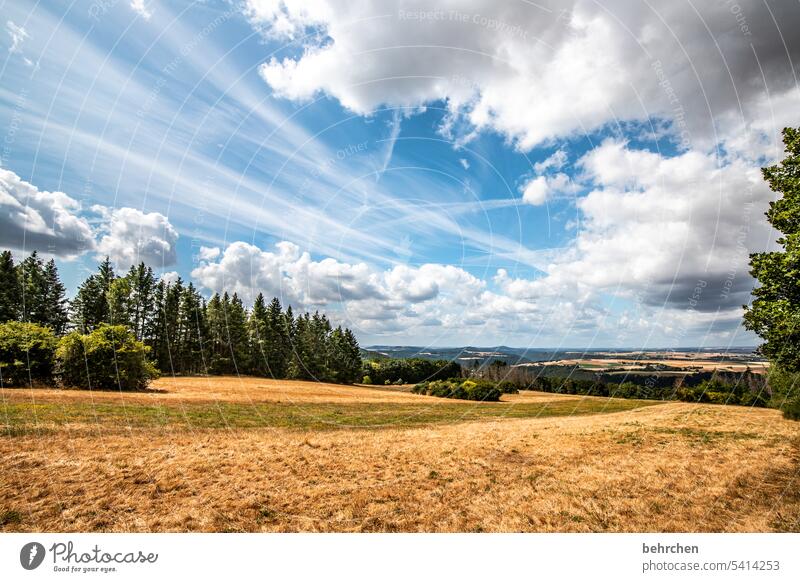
[
  {"xmin": 264, "ymin": 297, "xmax": 290, "ymax": 378},
  {"xmin": 17, "ymin": 251, "xmax": 47, "ymax": 326},
  {"xmin": 149, "ymin": 278, "xmax": 183, "ymax": 373},
  {"xmin": 225, "ymin": 293, "xmax": 249, "ymax": 373},
  {"xmin": 0, "ymin": 321, "xmax": 58, "ymax": 386},
  {"xmin": 248, "ymin": 293, "xmax": 269, "ymax": 376},
  {"xmin": 743, "ymin": 127, "xmax": 800, "ymax": 418},
  {"xmin": 42, "ymin": 259, "xmax": 69, "ymax": 335},
  {"xmin": 127, "ymin": 263, "xmax": 156, "ymax": 341},
  {"xmin": 175, "ymin": 282, "xmax": 207, "ymax": 374},
  {"xmin": 57, "ymin": 325, "xmax": 158, "ymax": 390},
  {"xmin": 0, "ymin": 251, "xmax": 21, "ymax": 322},
  {"xmin": 71, "ymin": 257, "xmax": 116, "ymax": 333},
  {"xmin": 744, "ymin": 128, "xmax": 800, "ymax": 372}
]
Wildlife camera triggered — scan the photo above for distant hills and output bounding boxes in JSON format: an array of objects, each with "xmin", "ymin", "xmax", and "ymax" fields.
[{"xmin": 361, "ymin": 345, "xmax": 761, "ymax": 366}]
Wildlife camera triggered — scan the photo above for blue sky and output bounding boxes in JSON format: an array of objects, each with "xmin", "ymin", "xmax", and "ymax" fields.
[{"xmin": 1, "ymin": 0, "xmax": 798, "ymax": 347}]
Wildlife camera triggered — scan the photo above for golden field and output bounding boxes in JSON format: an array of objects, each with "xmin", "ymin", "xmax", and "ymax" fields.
[{"xmin": 1, "ymin": 376, "xmax": 798, "ymax": 532}]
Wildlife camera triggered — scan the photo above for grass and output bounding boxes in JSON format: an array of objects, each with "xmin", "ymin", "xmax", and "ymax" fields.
[
  {"xmin": 0, "ymin": 397, "xmax": 655, "ymax": 433},
  {"xmin": 1, "ymin": 376, "xmax": 799, "ymax": 533}
]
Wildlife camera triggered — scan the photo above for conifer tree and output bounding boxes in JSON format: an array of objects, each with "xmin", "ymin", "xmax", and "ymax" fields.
[
  {"xmin": 17, "ymin": 251, "xmax": 47, "ymax": 325},
  {"xmin": 0, "ymin": 250, "xmax": 21, "ymax": 322},
  {"xmin": 42, "ymin": 259, "xmax": 68, "ymax": 335}
]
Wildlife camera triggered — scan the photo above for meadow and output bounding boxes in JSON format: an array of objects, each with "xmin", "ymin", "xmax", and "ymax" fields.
[{"xmin": 1, "ymin": 377, "xmax": 799, "ymax": 532}]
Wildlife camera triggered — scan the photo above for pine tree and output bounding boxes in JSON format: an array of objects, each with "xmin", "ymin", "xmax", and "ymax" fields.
[
  {"xmin": 42, "ymin": 259, "xmax": 68, "ymax": 335},
  {"xmin": 127, "ymin": 263, "xmax": 156, "ymax": 341},
  {"xmin": 71, "ymin": 257, "xmax": 116, "ymax": 333},
  {"xmin": 248, "ymin": 293, "xmax": 269, "ymax": 376},
  {"xmin": 205, "ymin": 293, "xmax": 227, "ymax": 373},
  {"xmin": 176, "ymin": 282, "xmax": 207, "ymax": 374},
  {"xmin": 17, "ymin": 251, "xmax": 47, "ymax": 325},
  {"xmin": 265, "ymin": 297, "xmax": 289, "ymax": 378},
  {"xmin": 342, "ymin": 327, "xmax": 363, "ymax": 383},
  {"xmin": 150, "ymin": 278, "xmax": 183, "ymax": 373},
  {"xmin": 0, "ymin": 250, "xmax": 21, "ymax": 322},
  {"xmin": 225, "ymin": 293, "xmax": 249, "ymax": 374}
]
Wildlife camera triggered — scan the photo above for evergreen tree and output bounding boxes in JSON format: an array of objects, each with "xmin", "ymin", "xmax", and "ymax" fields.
[
  {"xmin": 41, "ymin": 259, "xmax": 68, "ymax": 335},
  {"xmin": 0, "ymin": 250, "xmax": 21, "ymax": 322},
  {"xmin": 342, "ymin": 327, "xmax": 363, "ymax": 383},
  {"xmin": 127, "ymin": 263, "xmax": 156, "ymax": 341},
  {"xmin": 17, "ymin": 251, "xmax": 47, "ymax": 326},
  {"xmin": 248, "ymin": 293, "xmax": 269, "ymax": 376},
  {"xmin": 265, "ymin": 297, "xmax": 290, "ymax": 378},
  {"xmin": 176, "ymin": 282, "xmax": 207, "ymax": 374},
  {"xmin": 71, "ymin": 257, "xmax": 116, "ymax": 333},
  {"xmin": 205, "ymin": 293, "xmax": 227, "ymax": 373},
  {"xmin": 225, "ymin": 293, "xmax": 249, "ymax": 373},
  {"xmin": 150, "ymin": 278, "xmax": 183, "ymax": 373}
]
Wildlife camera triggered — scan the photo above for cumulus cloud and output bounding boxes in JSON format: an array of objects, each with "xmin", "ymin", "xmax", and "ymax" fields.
[
  {"xmin": 191, "ymin": 241, "xmax": 383, "ymax": 305},
  {"xmin": 94, "ymin": 207, "xmax": 178, "ymax": 269},
  {"xmin": 501, "ymin": 140, "xmax": 778, "ymax": 328},
  {"xmin": 0, "ymin": 168, "xmax": 95, "ymax": 257},
  {"xmin": 246, "ymin": 0, "xmax": 800, "ymax": 153},
  {"xmin": 521, "ymin": 172, "xmax": 577, "ymax": 205}
]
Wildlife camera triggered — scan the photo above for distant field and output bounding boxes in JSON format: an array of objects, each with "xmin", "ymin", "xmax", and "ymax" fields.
[{"xmin": 1, "ymin": 377, "xmax": 798, "ymax": 532}]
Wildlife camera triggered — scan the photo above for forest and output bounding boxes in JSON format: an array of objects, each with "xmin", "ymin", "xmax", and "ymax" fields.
[{"xmin": 0, "ymin": 251, "xmax": 362, "ymax": 388}]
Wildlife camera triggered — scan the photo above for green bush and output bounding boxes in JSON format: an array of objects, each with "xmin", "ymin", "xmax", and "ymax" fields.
[
  {"xmin": 412, "ymin": 378, "xmax": 501, "ymax": 402},
  {"xmin": 782, "ymin": 398, "xmax": 800, "ymax": 421},
  {"xmin": 57, "ymin": 324, "xmax": 159, "ymax": 390},
  {"xmin": 362, "ymin": 375, "xmax": 372, "ymax": 385},
  {"xmin": 0, "ymin": 321, "xmax": 58, "ymax": 386},
  {"xmin": 497, "ymin": 380, "xmax": 520, "ymax": 394}
]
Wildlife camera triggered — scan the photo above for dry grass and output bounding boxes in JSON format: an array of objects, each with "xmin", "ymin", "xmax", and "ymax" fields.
[{"xmin": 1, "ymin": 377, "xmax": 799, "ymax": 532}]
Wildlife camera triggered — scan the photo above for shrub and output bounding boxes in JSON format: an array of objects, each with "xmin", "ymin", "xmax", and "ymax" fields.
[
  {"xmin": 497, "ymin": 380, "xmax": 519, "ymax": 394},
  {"xmin": 57, "ymin": 325, "xmax": 159, "ymax": 390},
  {"xmin": 362, "ymin": 375, "xmax": 372, "ymax": 385},
  {"xmin": 782, "ymin": 398, "xmax": 800, "ymax": 421},
  {"xmin": 0, "ymin": 321, "xmax": 58, "ymax": 386},
  {"xmin": 412, "ymin": 378, "xmax": 501, "ymax": 402}
]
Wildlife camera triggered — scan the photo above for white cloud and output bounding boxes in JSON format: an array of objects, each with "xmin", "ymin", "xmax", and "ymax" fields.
[
  {"xmin": 95, "ymin": 207, "xmax": 178, "ymax": 270},
  {"xmin": 504, "ymin": 140, "xmax": 778, "ymax": 323},
  {"xmin": 521, "ymin": 176, "xmax": 549, "ymax": 206},
  {"xmin": 0, "ymin": 168, "xmax": 95, "ymax": 257},
  {"xmin": 5, "ymin": 20, "xmax": 28, "ymax": 53},
  {"xmin": 521, "ymin": 172, "xmax": 577, "ymax": 205},
  {"xmin": 198, "ymin": 246, "xmax": 220, "ymax": 261},
  {"xmin": 534, "ymin": 149, "xmax": 567, "ymax": 174},
  {"xmin": 459, "ymin": 158, "xmax": 470, "ymax": 170},
  {"xmin": 246, "ymin": 0, "xmax": 800, "ymax": 153},
  {"xmin": 130, "ymin": 1, "xmax": 152, "ymax": 21}
]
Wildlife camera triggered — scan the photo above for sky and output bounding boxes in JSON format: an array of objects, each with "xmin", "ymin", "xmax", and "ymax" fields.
[{"xmin": 0, "ymin": 0, "xmax": 798, "ymax": 348}]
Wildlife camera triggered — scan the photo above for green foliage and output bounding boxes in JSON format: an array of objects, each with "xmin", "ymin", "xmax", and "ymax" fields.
[
  {"xmin": 0, "ymin": 321, "xmax": 58, "ymax": 386},
  {"xmin": 413, "ymin": 378, "xmax": 502, "ymax": 402},
  {"xmin": 362, "ymin": 375, "xmax": 372, "ymax": 385},
  {"xmin": 782, "ymin": 398, "xmax": 800, "ymax": 421},
  {"xmin": 70, "ymin": 257, "xmax": 116, "ymax": 333},
  {"xmin": 1, "ymin": 249, "xmax": 362, "ymax": 385},
  {"xmin": 363, "ymin": 358, "xmax": 462, "ymax": 385},
  {"xmin": 744, "ymin": 127, "xmax": 800, "ymax": 372},
  {"xmin": 0, "ymin": 250, "xmax": 21, "ymax": 322},
  {"xmin": 57, "ymin": 325, "xmax": 158, "ymax": 391}
]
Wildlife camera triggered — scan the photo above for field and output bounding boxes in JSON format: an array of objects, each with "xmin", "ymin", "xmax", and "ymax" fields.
[{"xmin": 2, "ymin": 376, "xmax": 799, "ymax": 532}]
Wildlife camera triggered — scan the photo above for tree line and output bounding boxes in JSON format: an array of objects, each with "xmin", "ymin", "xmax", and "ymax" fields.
[{"xmin": 0, "ymin": 250, "xmax": 362, "ymax": 387}]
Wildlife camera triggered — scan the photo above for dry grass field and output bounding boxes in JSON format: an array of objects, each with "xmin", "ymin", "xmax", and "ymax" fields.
[{"xmin": 1, "ymin": 376, "xmax": 799, "ymax": 532}]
